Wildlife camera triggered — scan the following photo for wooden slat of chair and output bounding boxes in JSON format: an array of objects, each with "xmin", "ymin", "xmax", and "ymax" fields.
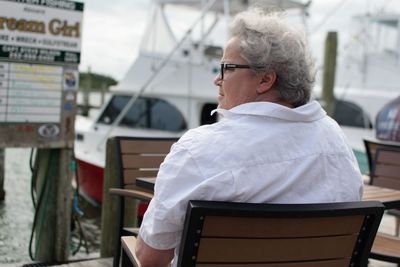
[
  {"xmin": 377, "ymin": 149, "xmax": 400, "ymax": 165},
  {"xmin": 120, "ymin": 139, "xmax": 175, "ymax": 153},
  {"xmin": 122, "ymin": 155, "xmax": 166, "ymax": 169}
]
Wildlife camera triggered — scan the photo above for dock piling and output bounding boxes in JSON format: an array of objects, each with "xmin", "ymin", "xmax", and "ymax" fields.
[
  {"xmin": 322, "ymin": 31, "xmax": 338, "ymax": 117},
  {"xmin": 33, "ymin": 148, "xmax": 72, "ymax": 262}
]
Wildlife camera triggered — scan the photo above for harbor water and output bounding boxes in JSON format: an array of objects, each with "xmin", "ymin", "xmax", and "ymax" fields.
[{"xmin": 0, "ymin": 148, "xmax": 102, "ymax": 265}]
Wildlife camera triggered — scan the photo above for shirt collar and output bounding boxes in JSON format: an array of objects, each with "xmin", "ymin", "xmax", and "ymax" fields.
[{"xmin": 211, "ymin": 101, "xmax": 326, "ymax": 122}]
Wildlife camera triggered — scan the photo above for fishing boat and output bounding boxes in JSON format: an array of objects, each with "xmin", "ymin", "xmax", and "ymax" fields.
[
  {"xmin": 74, "ymin": 0, "xmax": 400, "ymax": 204},
  {"xmin": 74, "ymin": 0, "xmax": 310, "ymax": 204}
]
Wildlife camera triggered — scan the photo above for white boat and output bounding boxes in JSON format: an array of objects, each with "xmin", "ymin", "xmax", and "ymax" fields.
[{"xmin": 74, "ymin": 0, "xmax": 400, "ymax": 204}]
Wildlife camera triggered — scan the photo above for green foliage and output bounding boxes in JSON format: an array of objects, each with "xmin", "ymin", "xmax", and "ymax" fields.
[{"xmin": 79, "ymin": 72, "xmax": 118, "ymax": 91}]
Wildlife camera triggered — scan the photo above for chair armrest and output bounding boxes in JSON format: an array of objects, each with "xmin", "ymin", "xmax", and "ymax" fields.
[
  {"xmin": 362, "ymin": 174, "xmax": 370, "ymax": 185},
  {"xmin": 122, "ymin": 236, "xmax": 140, "ymax": 267},
  {"xmin": 110, "ymin": 188, "xmax": 153, "ymax": 201}
]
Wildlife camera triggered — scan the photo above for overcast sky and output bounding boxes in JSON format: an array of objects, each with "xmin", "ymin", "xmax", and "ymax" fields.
[{"xmin": 78, "ymin": 0, "xmax": 400, "ymax": 81}]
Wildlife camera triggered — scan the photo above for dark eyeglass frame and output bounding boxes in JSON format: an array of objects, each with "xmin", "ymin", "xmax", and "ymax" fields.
[
  {"xmin": 219, "ymin": 63, "xmax": 266, "ymax": 80},
  {"xmin": 220, "ymin": 63, "xmax": 252, "ymax": 80}
]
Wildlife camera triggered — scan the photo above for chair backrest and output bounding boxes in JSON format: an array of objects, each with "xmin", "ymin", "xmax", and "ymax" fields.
[
  {"xmin": 364, "ymin": 137, "xmax": 400, "ymax": 177},
  {"xmin": 177, "ymin": 200, "xmax": 385, "ymax": 267},
  {"xmin": 114, "ymin": 136, "xmax": 178, "ymax": 191},
  {"xmin": 371, "ymin": 148, "xmax": 400, "ymax": 190},
  {"xmin": 364, "ymin": 137, "xmax": 400, "ymax": 189}
]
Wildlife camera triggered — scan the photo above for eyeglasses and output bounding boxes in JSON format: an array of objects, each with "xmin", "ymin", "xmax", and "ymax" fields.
[
  {"xmin": 219, "ymin": 63, "xmax": 252, "ymax": 80},
  {"xmin": 219, "ymin": 63, "xmax": 268, "ymax": 79}
]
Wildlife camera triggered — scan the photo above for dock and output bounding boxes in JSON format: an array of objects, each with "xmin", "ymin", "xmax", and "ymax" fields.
[{"xmin": 50, "ymin": 258, "xmax": 112, "ymax": 267}]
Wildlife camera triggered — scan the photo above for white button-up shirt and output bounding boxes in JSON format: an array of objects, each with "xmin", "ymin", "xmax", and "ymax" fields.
[{"xmin": 139, "ymin": 101, "xmax": 363, "ymax": 263}]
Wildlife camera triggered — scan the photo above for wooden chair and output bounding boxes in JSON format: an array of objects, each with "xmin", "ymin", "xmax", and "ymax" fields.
[
  {"xmin": 109, "ymin": 136, "xmax": 177, "ymax": 267},
  {"xmin": 364, "ymin": 137, "xmax": 400, "ymax": 236},
  {"xmin": 364, "ymin": 137, "xmax": 400, "ymax": 183},
  {"xmin": 364, "ymin": 138, "xmax": 400, "ymax": 265},
  {"xmin": 121, "ymin": 200, "xmax": 384, "ymax": 267}
]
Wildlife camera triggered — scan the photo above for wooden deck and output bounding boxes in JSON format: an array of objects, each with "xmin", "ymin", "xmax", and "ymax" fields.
[
  {"xmin": 55, "ymin": 258, "xmax": 112, "ymax": 267},
  {"xmin": 3, "ymin": 258, "xmax": 113, "ymax": 267}
]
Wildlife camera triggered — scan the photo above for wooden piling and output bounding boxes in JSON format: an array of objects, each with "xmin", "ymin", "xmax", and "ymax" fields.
[
  {"xmin": 322, "ymin": 31, "xmax": 338, "ymax": 117},
  {"xmin": 100, "ymin": 137, "xmax": 119, "ymax": 257},
  {"xmin": 100, "ymin": 138, "xmax": 139, "ymax": 258},
  {"xmin": 34, "ymin": 148, "xmax": 72, "ymax": 262},
  {"xmin": 54, "ymin": 148, "xmax": 73, "ymax": 260},
  {"xmin": 0, "ymin": 148, "xmax": 5, "ymax": 201}
]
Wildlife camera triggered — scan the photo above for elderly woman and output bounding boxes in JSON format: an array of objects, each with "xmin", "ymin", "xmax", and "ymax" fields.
[{"xmin": 135, "ymin": 9, "xmax": 363, "ymax": 267}]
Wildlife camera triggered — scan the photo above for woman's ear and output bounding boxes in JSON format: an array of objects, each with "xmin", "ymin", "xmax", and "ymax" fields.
[{"xmin": 256, "ymin": 71, "xmax": 276, "ymax": 94}]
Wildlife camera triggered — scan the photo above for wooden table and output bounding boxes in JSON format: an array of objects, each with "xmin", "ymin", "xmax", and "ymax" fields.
[
  {"xmin": 136, "ymin": 177, "xmax": 156, "ymax": 191},
  {"xmin": 362, "ymin": 185, "xmax": 400, "ymax": 209},
  {"xmin": 135, "ymin": 178, "xmax": 400, "ymax": 210}
]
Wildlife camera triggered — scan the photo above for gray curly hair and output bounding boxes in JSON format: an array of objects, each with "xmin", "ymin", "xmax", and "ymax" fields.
[{"xmin": 230, "ymin": 9, "xmax": 315, "ymax": 107}]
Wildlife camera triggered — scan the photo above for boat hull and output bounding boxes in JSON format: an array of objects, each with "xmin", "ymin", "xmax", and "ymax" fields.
[{"xmin": 76, "ymin": 158, "xmax": 104, "ymax": 205}]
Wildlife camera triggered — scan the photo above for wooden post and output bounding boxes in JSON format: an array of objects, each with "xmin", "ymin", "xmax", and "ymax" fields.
[
  {"xmin": 321, "ymin": 31, "xmax": 338, "ymax": 117},
  {"xmin": 54, "ymin": 148, "xmax": 73, "ymax": 260},
  {"xmin": 0, "ymin": 148, "xmax": 5, "ymax": 201},
  {"xmin": 100, "ymin": 138, "xmax": 139, "ymax": 257},
  {"xmin": 34, "ymin": 148, "xmax": 72, "ymax": 262},
  {"xmin": 100, "ymin": 137, "xmax": 119, "ymax": 257}
]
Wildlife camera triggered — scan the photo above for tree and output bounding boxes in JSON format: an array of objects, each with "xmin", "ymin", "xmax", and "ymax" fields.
[{"xmin": 79, "ymin": 72, "xmax": 117, "ymax": 91}]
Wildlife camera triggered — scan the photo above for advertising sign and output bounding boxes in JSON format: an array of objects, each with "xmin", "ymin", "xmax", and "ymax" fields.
[
  {"xmin": 0, "ymin": 0, "xmax": 83, "ymax": 64},
  {"xmin": 0, "ymin": 0, "xmax": 83, "ymax": 148}
]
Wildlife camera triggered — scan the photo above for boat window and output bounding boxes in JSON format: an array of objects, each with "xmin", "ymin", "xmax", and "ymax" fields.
[
  {"xmin": 97, "ymin": 95, "xmax": 130, "ymax": 124},
  {"xmin": 120, "ymin": 97, "xmax": 187, "ymax": 132},
  {"xmin": 333, "ymin": 100, "xmax": 372, "ymax": 128}
]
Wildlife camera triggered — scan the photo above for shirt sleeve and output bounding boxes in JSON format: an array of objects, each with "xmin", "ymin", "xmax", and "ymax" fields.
[{"xmin": 138, "ymin": 140, "xmax": 206, "ymax": 250}]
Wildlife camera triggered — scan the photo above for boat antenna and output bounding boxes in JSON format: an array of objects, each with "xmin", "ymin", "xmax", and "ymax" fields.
[{"xmin": 96, "ymin": 0, "xmax": 218, "ymax": 150}]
